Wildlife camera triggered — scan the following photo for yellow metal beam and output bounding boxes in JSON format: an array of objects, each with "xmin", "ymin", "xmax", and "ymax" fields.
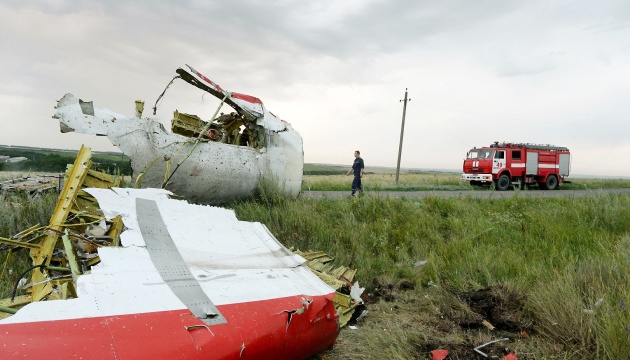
[
  {"xmin": 29, "ymin": 145, "xmax": 92, "ymax": 301},
  {"xmin": 61, "ymin": 231, "xmax": 82, "ymax": 276},
  {"xmin": 0, "ymin": 295, "xmax": 31, "ymax": 308},
  {"xmin": 12, "ymin": 224, "xmax": 42, "ymax": 240},
  {"xmin": 107, "ymin": 216, "xmax": 124, "ymax": 247},
  {"xmin": 0, "ymin": 236, "xmax": 41, "ymax": 249}
]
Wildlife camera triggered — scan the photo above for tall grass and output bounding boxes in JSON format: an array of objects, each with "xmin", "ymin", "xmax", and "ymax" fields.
[
  {"xmin": 303, "ymin": 173, "xmax": 466, "ymax": 191},
  {"xmin": 0, "ymin": 193, "xmax": 56, "ymax": 237},
  {"xmin": 0, "ymin": 193, "xmax": 57, "ymax": 297},
  {"xmin": 1, "ymin": 187, "xmax": 628, "ymax": 356},
  {"xmin": 231, "ymin": 193, "xmax": 630, "ymax": 356},
  {"xmin": 303, "ymin": 172, "xmax": 630, "ymax": 191}
]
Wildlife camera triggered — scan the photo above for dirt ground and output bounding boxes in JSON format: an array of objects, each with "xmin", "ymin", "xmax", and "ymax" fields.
[{"xmin": 316, "ymin": 281, "xmax": 551, "ymax": 360}]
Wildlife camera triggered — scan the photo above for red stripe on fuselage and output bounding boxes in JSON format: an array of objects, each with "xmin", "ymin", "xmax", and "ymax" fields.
[
  {"xmin": 232, "ymin": 92, "xmax": 263, "ymax": 105},
  {"xmin": 188, "ymin": 67, "xmax": 225, "ymax": 93},
  {"xmin": 0, "ymin": 295, "xmax": 339, "ymax": 360}
]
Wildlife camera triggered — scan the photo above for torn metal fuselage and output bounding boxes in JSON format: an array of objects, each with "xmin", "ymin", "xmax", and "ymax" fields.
[
  {"xmin": 52, "ymin": 65, "xmax": 303, "ymax": 204},
  {"xmin": 0, "ymin": 147, "xmax": 343, "ymax": 359},
  {"xmin": 0, "ymin": 147, "xmax": 346, "ymax": 359},
  {"xmin": 0, "ymin": 186, "xmax": 340, "ymax": 359},
  {"xmin": 0, "ymin": 147, "xmax": 367, "ymax": 359}
]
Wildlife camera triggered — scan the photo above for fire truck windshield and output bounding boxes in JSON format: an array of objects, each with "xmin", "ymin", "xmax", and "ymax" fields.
[{"xmin": 467, "ymin": 149, "xmax": 494, "ymax": 159}]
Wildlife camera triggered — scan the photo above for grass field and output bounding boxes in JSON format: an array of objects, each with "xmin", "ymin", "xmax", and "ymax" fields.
[
  {"xmin": 235, "ymin": 191, "xmax": 630, "ymax": 359},
  {"xmin": 1, "ymin": 173, "xmax": 629, "ymax": 358},
  {"xmin": 303, "ymin": 171, "xmax": 630, "ymax": 192}
]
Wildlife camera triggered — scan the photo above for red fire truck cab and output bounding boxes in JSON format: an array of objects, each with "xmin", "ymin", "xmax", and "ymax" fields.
[{"xmin": 462, "ymin": 142, "xmax": 571, "ymax": 190}]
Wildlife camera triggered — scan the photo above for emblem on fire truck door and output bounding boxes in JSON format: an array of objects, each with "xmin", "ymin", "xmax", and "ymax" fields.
[{"xmin": 492, "ymin": 160, "xmax": 504, "ymax": 174}]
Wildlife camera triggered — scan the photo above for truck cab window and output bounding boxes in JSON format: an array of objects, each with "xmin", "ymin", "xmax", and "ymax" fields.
[
  {"xmin": 467, "ymin": 149, "xmax": 495, "ymax": 159},
  {"xmin": 512, "ymin": 151, "xmax": 521, "ymax": 160},
  {"xmin": 495, "ymin": 151, "xmax": 505, "ymax": 159}
]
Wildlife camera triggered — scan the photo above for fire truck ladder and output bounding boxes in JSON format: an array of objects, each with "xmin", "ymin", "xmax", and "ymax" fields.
[{"xmin": 496, "ymin": 142, "xmax": 569, "ymax": 151}]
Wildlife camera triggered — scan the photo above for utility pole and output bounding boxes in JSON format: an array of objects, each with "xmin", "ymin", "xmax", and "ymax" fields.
[{"xmin": 395, "ymin": 88, "xmax": 410, "ymax": 185}]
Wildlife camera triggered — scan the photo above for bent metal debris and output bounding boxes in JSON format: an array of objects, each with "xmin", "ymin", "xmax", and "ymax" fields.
[{"xmin": 0, "ymin": 146, "xmax": 364, "ymax": 359}]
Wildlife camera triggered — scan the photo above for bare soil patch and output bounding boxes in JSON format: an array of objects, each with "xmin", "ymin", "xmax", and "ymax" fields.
[{"xmin": 316, "ymin": 281, "xmax": 547, "ymax": 359}]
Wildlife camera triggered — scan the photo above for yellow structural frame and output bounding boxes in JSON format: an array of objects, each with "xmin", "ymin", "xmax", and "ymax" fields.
[{"xmin": 29, "ymin": 145, "xmax": 92, "ymax": 301}]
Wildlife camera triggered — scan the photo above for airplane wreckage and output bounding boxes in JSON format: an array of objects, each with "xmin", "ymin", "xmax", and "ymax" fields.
[
  {"xmin": 53, "ymin": 65, "xmax": 303, "ymax": 204},
  {"xmin": 0, "ymin": 147, "xmax": 365, "ymax": 359}
]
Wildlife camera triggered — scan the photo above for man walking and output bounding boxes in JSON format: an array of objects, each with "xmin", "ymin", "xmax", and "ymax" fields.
[{"xmin": 346, "ymin": 150, "xmax": 364, "ymax": 196}]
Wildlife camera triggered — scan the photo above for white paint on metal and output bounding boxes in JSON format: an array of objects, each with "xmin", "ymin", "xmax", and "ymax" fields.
[
  {"xmin": 559, "ymin": 153, "xmax": 570, "ymax": 176},
  {"xmin": 53, "ymin": 91, "xmax": 303, "ymax": 204},
  {"xmin": 492, "ymin": 161, "xmax": 504, "ymax": 174},
  {"xmin": 461, "ymin": 173, "xmax": 492, "ymax": 181},
  {"xmin": 0, "ymin": 188, "xmax": 334, "ymax": 324},
  {"xmin": 526, "ymin": 152, "xmax": 538, "ymax": 175}
]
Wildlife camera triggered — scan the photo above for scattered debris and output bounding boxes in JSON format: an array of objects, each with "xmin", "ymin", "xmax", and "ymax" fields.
[
  {"xmin": 482, "ymin": 319, "xmax": 496, "ymax": 331},
  {"xmin": 451, "ymin": 285, "xmax": 528, "ymax": 332},
  {"xmin": 430, "ymin": 349, "xmax": 449, "ymax": 360},
  {"xmin": 293, "ymin": 249, "xmax": 365, "ymax": 327},
  {"xmin": 0, "ymin": 146, "xmax": 361, "ymax": 359},
  {"xmin": 350, "ymin": 281, "xmax": 366, "ymax": 303},
  {"xmin": 53, "ymin": 64, "xmax": 304, "ymax": 204},
  {"xmin": 414, "ymin": 260, "xmax": 428, "ymax": 267},
  {"xmin": 354, "ymin": 308, "xmax": 369, "ymax": 323},
  {"xmin": 474, "ymin": 338, "xmax": 510, "ymax": 358},
  {"xmin": 583, "ymin": 298, "xmax": 605, "ymax": 314},
  {"xmin": 503, "ymin": 348, "xmax": 518, "ymax": 360},
  {"xmin": 0, "ymin": 175, "xmax": 62, "ymax": 197}
]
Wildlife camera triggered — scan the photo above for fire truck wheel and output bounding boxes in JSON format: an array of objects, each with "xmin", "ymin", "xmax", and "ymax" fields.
[
  {"xmin": 544, "ymin": 175, "xmax": 558, "ymax": 190},
  {"xmin": 495, "ymin": 174, "xmax": 511, "ymax": 191}
]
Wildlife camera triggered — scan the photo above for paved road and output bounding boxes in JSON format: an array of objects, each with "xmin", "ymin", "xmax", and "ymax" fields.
[{"xmin": 300, "ymin": 188, "xmax": 630, "ymax": 200}]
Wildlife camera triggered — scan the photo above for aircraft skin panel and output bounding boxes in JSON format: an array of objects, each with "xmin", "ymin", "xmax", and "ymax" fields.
[
  {"xmin": 0, "ymin": 295, "xmax": 338, "ymax": 359},
  {"xmin": 0, "ymin": 188, "xmax": 339, "ymax": 359}
]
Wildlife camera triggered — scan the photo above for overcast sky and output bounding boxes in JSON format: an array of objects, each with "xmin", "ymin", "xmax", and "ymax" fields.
[{"xmin": 1, "ymin": 0, "xmax": 629, "ymax": 176}]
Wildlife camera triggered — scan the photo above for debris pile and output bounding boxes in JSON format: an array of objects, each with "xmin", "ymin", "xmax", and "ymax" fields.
[
  {"xmin": 0, "ymin": 146, "xmax": 122, "ymax": 317},
  {"xmin": 52, "ymin": 64, "xmax": 304, "ymax": 204},
  {"xmin": 294, "ymin": 250, "xmax": 366, "ymax": 327},
  {"xmin": 1, "ymin": 145, "xmax": 362, "ymax": 359},
  {"xmin": 0, "ymin": 175, "xmax": 62, "ymax": 197},
  {"xmin": 172, "ymin": 110, "xmax": 265, "ymax": 149},
  {"xmin": 413, "ymin": 285, "xmax": 530, "ymax": 359}
]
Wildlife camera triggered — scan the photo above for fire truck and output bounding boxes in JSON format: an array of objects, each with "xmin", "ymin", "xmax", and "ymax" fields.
[{"xmin": 462, "ymin": 142, "xmax": 571, "ymax": 190}]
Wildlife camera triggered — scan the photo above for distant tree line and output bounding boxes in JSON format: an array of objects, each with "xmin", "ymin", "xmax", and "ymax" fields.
[
  {"xmin": 304, "ymin": 170, "xmax": 347, "ymax": 175},
  {"xmin": 0, "ymin": 148, "xmax": 132, "ymax": 175}
]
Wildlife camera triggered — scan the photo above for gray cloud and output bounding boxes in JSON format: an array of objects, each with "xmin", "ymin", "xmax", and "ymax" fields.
[{"xmin": 0, "ymin": 0, "xmax": 629, "ymax": 176}]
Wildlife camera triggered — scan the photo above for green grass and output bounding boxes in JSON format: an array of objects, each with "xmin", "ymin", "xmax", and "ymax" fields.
[
  {"xmin": 303, "ymin": 172, "xmax": 630, "ymax": 191},
  {"xmin": 303, "ymin": 164, "xmax": 348, "ymax": 175},
  {"xmin": 303, "ymin": 172, "xmax": 466, "ymax": 191},
  {"xmin": 230, "ymin": 193, "xmax": 630, "ymax": 358},
  {"xmin": 562, "ymin": 178, "xmax": 630, "ymax": 190},
  {"xmin": 0, "ymin": 146, "xmax": 131, "ymax": 174},
  {"xmin": 1, "ymin": 189, "xmax": 629, "ymax": 358},
  {"xmin": 0, "ymin": 193, "xmax": 57, "ymax": 297}
]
